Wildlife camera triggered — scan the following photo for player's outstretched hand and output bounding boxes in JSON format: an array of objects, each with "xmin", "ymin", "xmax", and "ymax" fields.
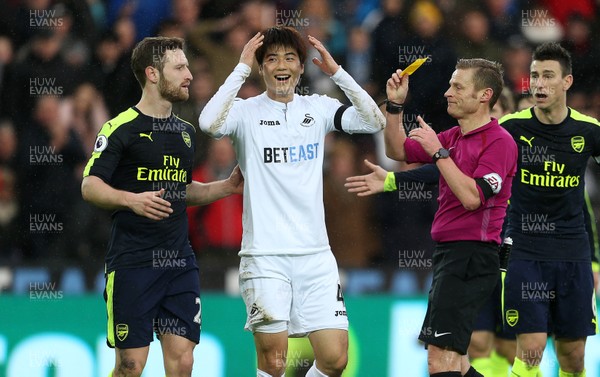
[
  {"xmin": 227, "ymin": 165, "xmax": 244, "ymax": 195},
  {"xmin": 308, "ymin": 35, "xmax": 340, "ymax": 76},
  {"xmin": 128, "ymin": 189, "xmax": 173, "ymax": 221},
  {"xmin": 345, "ymin": 159, "xmax": 388, "ymax": 196},
  {"xmin": 386, "ymin": 69, "xmax": 409, "ymax": 105},
  {"xmin": 239, "ymin": 32, "xmax": 264, "ymax": 67}
]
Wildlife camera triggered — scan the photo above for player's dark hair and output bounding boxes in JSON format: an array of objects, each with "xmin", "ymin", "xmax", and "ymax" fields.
[
  {"xmin": 456, "ymin": 58, "xmax": 504, "ymax": 110},
  {"xmin": 131, "ymin": 37, "xmax": 185, "ymax": 89},
  {"xmin": 532, "ymin": 42, "xmax": 572, "ymax": 76},
  {"xmin": 255, "ymin": 27, "xmax": 307, "ymax": 64}
]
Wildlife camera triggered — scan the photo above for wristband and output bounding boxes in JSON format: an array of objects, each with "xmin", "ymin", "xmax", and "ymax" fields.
[
  {"xmin": 385, "ymin": 100, "xmax": 404, "ymax": 114},
  {"xmin": 593, "ymin": 261, "xmax": 599, "ymax": 273},
  {"xmin": 384, "ymin": 172, "xmax": 397, "ymax": 192}
]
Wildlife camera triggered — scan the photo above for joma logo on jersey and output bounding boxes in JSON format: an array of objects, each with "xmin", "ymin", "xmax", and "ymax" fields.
[
  {"xmin": 260, "ymin": 119, "xmax": 281, "ymax": 126},
  {"xmin": 571, "ymin": 136, "xmax": 585, "ymax": 153}
]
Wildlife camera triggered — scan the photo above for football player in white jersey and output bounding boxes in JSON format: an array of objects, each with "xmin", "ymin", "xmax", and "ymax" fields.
[{"xmin": 199, "ymin": 27, "xmax": 385, "ymax": 377}]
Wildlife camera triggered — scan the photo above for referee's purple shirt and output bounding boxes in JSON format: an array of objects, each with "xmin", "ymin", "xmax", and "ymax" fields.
[{"xmin": 404, "ymin": 118, "xmax": 517, "ymax": 244}]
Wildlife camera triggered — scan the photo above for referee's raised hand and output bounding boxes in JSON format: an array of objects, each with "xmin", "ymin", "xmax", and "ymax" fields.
[{"xmin": 386, "ymin": 69, "xmax": 409, "ymax": 105}]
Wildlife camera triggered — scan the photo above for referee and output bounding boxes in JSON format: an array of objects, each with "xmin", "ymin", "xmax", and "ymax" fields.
[{"xmin": 383, "ymin": 58, "xmax": 517, "ymax": 377}]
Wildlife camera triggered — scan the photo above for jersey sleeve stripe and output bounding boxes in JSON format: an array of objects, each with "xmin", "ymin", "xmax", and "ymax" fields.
[
  {"xmin": 585, "ymin": 190, "xmax": 600, "ymax": 264},
  {"xmin": 83, "ymin": 108, "xmax": 139, "ymax": 177},
  {"xmin": 499, "ymin": 108, "xmax": 533, "ymax": 124},
  {"xmin": 570, "ymin": 108, "xmax": 600, "ymax": 126}
]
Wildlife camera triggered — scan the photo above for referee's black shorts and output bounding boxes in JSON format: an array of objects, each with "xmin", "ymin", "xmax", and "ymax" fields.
[{"xmin": 418, "ymin": 241, "xmax": 499, "ymax": 355}]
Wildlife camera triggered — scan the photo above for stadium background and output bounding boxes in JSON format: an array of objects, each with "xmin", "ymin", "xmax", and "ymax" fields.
[{"xmin": 1, "ymin": 0, "xmax": 600, "ymax": 376}]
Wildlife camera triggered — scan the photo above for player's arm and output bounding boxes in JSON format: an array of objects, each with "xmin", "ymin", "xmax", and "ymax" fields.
[
  {"xmin": 198, "ymin": 32, "xmax": 263, "ymax": 137},
  {"xmin": 584, "ymin": 190, "xmax": 600, "ymax": 290},
  {"xmin": 81, "ymin": 119, "xmax": 173, "ymax": 221},
  {"xmin": 383, "ymin": 69, "xmax": 410, "ymax": 160},
  {"xmin": 81, "ymin": 175, "xmax": 172, "ymax": 221},
  {"xmin": 308, "ymin": 35, "xmax": 385, "ymax": 133},
  {"xmin": 186, "ymin": 165, "xmax": 243, "ymax": 206},
  {"xmin": 345, "ymin": 160, "xmax": 439, "ymax": 196}
]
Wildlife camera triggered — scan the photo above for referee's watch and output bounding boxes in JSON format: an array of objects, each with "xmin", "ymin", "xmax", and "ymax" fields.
[{"xmin": 432, "ymin": 148, "xmax": 450, "ymax": 163}]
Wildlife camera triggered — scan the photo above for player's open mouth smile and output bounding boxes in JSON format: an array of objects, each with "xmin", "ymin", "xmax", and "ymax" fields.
[{"xmin": 275, "ymin": 75, "xmax": 291, "ymax": 83}]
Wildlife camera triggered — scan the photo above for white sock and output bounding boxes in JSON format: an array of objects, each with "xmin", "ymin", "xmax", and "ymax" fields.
[{"xmin": 305, "ymin": 361, "xmax": 328, "ymax": 377}]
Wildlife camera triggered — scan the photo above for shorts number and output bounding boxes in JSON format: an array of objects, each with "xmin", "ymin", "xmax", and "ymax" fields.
[
  {"xmin": 337, "ymin": 283, "xmax": 345, "ymax": 303},
  {"xmin": 194, "ymin": 297, "xmax": 202, "ymax": 326}
]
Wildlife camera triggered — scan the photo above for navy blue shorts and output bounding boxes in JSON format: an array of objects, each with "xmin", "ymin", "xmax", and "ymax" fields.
[
  {"xmin": 419, "ymin": 241, "xmax": 499, "ymax": 355},
  {"xmin": 104, "ymin": 255, "xmax": 201, "ymax": 349},
  {"xmin": 472, "ymin": 272, "xmax": 515, "ymax": 340},
  {"xmin": 503, "ymin": 259, "xmax": 596, "ymax": 338}
]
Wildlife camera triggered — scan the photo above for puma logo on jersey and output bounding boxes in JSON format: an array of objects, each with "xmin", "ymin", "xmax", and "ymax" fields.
[
  {"xmin": 139, "ymin": 132, "xmax": 153, "ymax": 142},
  {"xmin": 520, "ymin": 135, "xmax": 534, "ymax": 147}
]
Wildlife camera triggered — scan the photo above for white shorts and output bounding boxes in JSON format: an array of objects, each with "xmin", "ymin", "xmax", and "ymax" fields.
[{"xmin": 239, "ymin": 251, "xmax": 348, "ymax": 337}]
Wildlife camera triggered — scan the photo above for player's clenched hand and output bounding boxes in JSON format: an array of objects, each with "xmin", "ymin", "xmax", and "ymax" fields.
[
  {"xmin": 386, "ymin": 69, "xmax": 409, "ymax": 105},
  {"xmin": 345, "ymin": 159, "xmax": 387, "ymax": 196},
  {"xmin": 309, "ymin": 35, "xmax": 340, "ymax": 76},
  {"xmin": 227, "ymin": 165, "xmax": 244, "ymax": 195},
  {"xmin": 239, "ymin": 32, "xmax": 264, "ymax": 67},
  {"xmin": 127, "ymin": 189, "xmax": 173, "ymax": 220}
]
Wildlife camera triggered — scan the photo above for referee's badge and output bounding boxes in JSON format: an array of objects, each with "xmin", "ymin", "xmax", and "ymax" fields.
[
  {"xmin": 116, "ymin": 323, "xmax": 129, "ymax": 341},
  {"xmin": 505, "ymin": 309, "xmax": 519, "ymax": 327},
  {"xmin": 182, "ymin": 131, "xmax": 191, "ymax": 148},
  {"xmin": 571, "ymin": 136, "xmax": 585, "ymax": 153}
]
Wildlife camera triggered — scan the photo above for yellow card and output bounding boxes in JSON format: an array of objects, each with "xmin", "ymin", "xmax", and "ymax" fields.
[{"xmin": 400, "ymin": 58, "xmax": 427, "ymax": 77}]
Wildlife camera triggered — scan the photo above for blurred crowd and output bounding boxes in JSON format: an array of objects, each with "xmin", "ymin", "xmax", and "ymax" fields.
[{"xmin": 1, "ymin": 0, "xmax": 600, "ymax": 288}]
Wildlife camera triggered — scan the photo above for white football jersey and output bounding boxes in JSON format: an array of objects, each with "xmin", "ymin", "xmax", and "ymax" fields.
[{"xmin": 200, "ymin": 63, "xmax": 384, "ymax": 255}]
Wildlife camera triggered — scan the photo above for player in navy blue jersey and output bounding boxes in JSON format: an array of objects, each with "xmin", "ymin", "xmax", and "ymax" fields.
[
  {"xmin": 499, "ymin": 43, "xmax": 599, "ymax": 377},
  {"xmin": 82, "ymin": 37, "xmax": 242, "ymax": 377}
]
